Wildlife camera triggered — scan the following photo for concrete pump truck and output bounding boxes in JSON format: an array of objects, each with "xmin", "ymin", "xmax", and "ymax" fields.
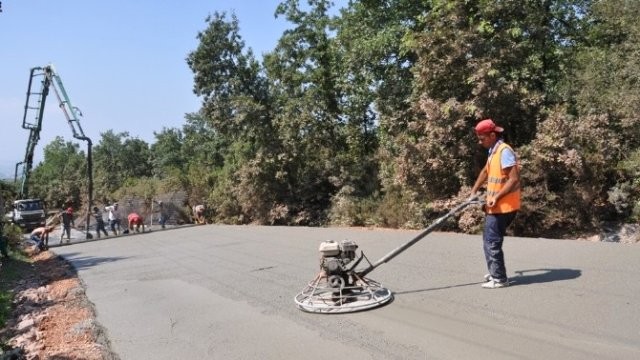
[{"xmin": 8, "ymin": 65, "xmax": 93, "ymax": 237}]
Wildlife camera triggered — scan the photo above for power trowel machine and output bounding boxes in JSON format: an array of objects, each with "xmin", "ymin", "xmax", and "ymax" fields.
[{"xmin": 294, "ymin": 195, "xmax": 483, "ymax": 314}]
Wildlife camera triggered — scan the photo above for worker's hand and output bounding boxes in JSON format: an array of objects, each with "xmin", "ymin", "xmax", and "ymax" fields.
[{"xmin": 486, "ymin": 196, "xmax": 496, "ymax": 208}]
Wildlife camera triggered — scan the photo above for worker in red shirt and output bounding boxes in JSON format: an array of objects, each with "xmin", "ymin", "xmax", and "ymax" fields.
[
  {"xmin": 127, "ymin": 212, "xmax": 145, "ymax": 233},
  {"xmin": 59, "ymin": 206, "xmax": 75, "ymax": 244}
]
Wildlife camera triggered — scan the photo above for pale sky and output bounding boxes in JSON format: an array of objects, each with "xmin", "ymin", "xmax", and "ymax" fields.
[{"xmin": 0, "ymin": 0, "xmax": 344, "ymax": 178}]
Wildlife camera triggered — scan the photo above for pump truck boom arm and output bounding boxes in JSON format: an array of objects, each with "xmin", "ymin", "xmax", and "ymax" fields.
[
  {"xmin": 14, "ymin": 64, "xmax": 94, "ymax": 238},
  {"xmin": 46, "ymin": 65, "xmax": 94, "ymax": 227},
  {"xmin": 47, "ymin": 65, "xmax": 91, "ymax": 143},
  {"xmin": 15, "ymin": 67, "xmax": 52, "ymax": 199}
]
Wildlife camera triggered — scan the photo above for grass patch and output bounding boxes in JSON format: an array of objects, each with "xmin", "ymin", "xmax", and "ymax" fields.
[
  {"xmin": 0, "ymin": 252, "xmax": 30, "ymax": 328},
  {"xmin": 0, "ymin": 290, "xmax": 11, "ymax": 328}
]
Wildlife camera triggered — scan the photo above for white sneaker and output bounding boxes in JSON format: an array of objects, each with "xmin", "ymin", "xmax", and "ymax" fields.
[
  {"xmin": 484, "ymin": 274, "xmax": 493, "ymax": 282},
  {"xmin": 481, "ymin": 279, "xmax": 509, "ymax": 289}
]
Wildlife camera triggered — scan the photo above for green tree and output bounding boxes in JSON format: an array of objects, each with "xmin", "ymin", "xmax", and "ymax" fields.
[
  {"xmin": 261, "ymin": 0, "xmax": 347, "ymax": 224},
  {"xmin": 150, "ymin": 127, "xmax": 186, "ymax": 177},
  {"xmin": 519, "ymin": 0, "xmax": 640, "ymax": 234},
  {"xmin": 172, "ymin": 0, "xmax": 637, "ymax": 236},
  {"xmin": 401, "ymin": 0, "xmax": 587, "ymax": 202},
  {"xmin": 93, "ymin": 131, "xmax": 152, "ymax": 201},
  {"xmin": 569, "ymin": 0, "xmax": 640, "ymax": 145},
  {"xmin": 186, "ymin": 12, "xmax": 271, "ymax": 143},
  {"xmin": 186, "ymin": 12, "xmax": 278, "ymax": 222},
  {"xmin": 181, "ymin": 112, "xmax": 229, "ymax": 213},
  {"xmin": 29, "ymin": 137, "xmax": 87, "ymax": 208},
  {"xmin": 181, "ymin": 112, "xmax": 227, "ymax": 171},
  {"xmin": 1, "ymin": 180, "xmax": 17, "ymax": 223},
  {"xmin": 330, "ymin": 0, "xmax": 430, "ymax": 226}
]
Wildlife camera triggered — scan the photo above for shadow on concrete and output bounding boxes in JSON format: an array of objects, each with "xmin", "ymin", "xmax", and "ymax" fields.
[
  {"xmin": 393, "ymin": 268, "xmax": 582, "ymax": 295},
  {"xmin": 57, "ymin": 252, "xmax": 130, "ymax": 272},
  {"xmin": 510, "ymin": 268, "xmax": 582, "ymax": 285}
]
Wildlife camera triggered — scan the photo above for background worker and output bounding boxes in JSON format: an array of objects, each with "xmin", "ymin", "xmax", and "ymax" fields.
[
  {"xmin": 470, "ymin": 118, "xmax": 521, "ymax": 289},
  {"xmin": 59, "ymin": 206, "xmax": 75, "ymax": 244},
  {"xmin": 127, "ymin": 212, "xmax": 145, "ymax": 233},
  {"xmin": 93, "ymin": 206, "xmax": 109, "ymax": 238},
  {"xmin": 193, "ymin": 204, "xmax": 206, "ymax": 224},
  {"xmin": 31, "ymin": 225, "xmax": 55, "ymax": 251},
  {"xmin": 155, "ymin": 200, "xmax": 167, "ymax": 229},
  {"xmin": 105, "ymin": 202, "xmax": 122, "ymax": 235}
]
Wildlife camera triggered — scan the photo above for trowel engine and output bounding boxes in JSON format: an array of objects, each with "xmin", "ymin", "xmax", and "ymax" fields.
[{"xmin": 318, "ymin": 240, "xmax": 360, "ymax": 288}]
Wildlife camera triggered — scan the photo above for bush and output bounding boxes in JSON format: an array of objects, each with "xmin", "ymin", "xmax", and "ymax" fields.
[
  {"xmin": 328, "ymin": 186, "xmax": 379, "ymax": 227},
  {"xmin": 2, "ymin": 223, "xmax": 24, "ymax": 253},
  {"xmin": 374, "ymin": 187, "xmax": 427, "ymax": 229},
  {"xmin": 615, "ymin": 149, "xmax": 640, "ymax": 222},
  {"xmin": 513, "ymin": 109, "xmax": 622, "ymax": 237}
]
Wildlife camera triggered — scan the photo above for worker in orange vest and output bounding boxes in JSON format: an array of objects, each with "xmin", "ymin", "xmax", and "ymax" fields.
[{"xmin": 470, "ymin": 119, "xmax": 521, "ymax": 289}]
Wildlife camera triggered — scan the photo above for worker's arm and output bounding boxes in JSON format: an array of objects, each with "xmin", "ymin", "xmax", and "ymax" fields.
[{"xmin": 470, "ymin": 167, "xmax": 488, "ymax": 195}]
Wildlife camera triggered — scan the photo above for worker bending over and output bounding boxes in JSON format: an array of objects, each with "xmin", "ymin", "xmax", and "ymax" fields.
[
  {"xmin": 127, "ymin": 212, "xmax": 145, "ymax": 233},
  {"xmin": 193, "ymin": 204, "xmax": 206, "ymax": 224}
]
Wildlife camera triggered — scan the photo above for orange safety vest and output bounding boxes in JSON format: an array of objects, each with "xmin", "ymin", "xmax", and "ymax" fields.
[{"xmin": 486, "ymin": 142, "xmax": 520, "ymax": 214}]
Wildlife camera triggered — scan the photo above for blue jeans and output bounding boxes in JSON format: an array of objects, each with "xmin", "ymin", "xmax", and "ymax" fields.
[
  {"xmin": 61, "ymin": 224, "xmax": 71, "ymax": 240},
  {"xmin": 96, "ymin": 220, "xmax": 109, "ymax": 237},
  {"xmin": 30, "ymin": 234, "xmax": 44, "ymax": 250},
  {"xmin": 110, "ymin": 219, "xmax": 121, "ymax": 234},
  {"xmin": 483, "ymin": 212, "xmax": 517, "ymax": 282}
]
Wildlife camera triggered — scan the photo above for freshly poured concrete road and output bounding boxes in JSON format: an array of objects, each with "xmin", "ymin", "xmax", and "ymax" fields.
[{"xmin": 52, "ymin": 225, "xmax": 639, "ymax": 360}]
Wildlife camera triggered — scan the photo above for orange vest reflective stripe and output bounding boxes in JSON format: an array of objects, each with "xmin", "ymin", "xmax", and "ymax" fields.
[{"xmin": 486, "ymin": 142, "xmax": 520, "ymax": 214}]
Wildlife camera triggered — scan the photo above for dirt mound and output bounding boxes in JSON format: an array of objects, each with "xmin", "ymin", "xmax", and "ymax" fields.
[{"xmin": 1, "ymin": 250, "xmax": 119, "ymax": 360}]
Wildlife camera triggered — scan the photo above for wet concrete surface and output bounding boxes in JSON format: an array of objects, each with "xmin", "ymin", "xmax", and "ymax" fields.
[{"xmin": 51, "ymin": 225, "xmax": 640, "ymax": 360}]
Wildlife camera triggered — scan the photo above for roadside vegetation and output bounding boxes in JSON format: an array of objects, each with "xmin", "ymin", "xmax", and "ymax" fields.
[
  {"xmin": 0, "ymin": 253, "xmax": 28, "ymax": 328},
  {"xmin": 4, "ymin": 0, "xmax": 640, "ymax": 239},
  {"xmin": 0, "ymin": 224, "xmax": 29, "ymax": 328}
]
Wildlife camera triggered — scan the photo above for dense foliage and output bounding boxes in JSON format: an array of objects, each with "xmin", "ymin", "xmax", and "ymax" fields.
[{"xmin": 14, "ymin": 0, "xmax": 640, "ymax": 237}]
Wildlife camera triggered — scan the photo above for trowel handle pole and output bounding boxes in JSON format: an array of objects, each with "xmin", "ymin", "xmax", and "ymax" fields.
[{"xmin": 357, "ymin": 197, "xmax": 480, "ymax": 278}]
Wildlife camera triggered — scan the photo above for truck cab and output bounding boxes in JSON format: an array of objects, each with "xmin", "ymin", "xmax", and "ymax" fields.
[{"xmin": 7, "ymin": 198, "xmax": 46, "ymax": 231}]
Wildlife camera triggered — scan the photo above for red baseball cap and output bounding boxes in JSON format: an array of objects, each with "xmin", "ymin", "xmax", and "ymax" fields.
[{"xmin": 475, "ymin": 119, "xmax": 504, "ymax": 134}]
